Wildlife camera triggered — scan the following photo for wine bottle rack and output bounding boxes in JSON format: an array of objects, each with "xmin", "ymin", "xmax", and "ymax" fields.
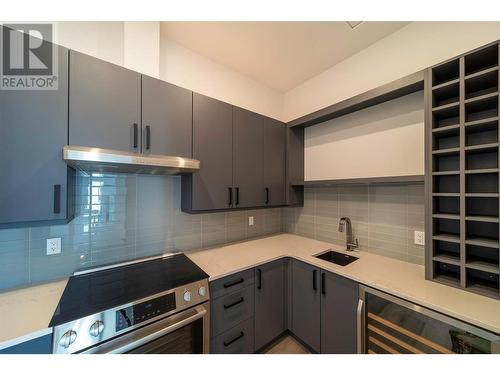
[{"xmin": 426, "ymin": 41, "xmax": 500, "ymax": 299}]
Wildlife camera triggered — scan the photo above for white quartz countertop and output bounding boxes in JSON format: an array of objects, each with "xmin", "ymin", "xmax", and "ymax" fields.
[{"xmin": 1, "ymin": 233, "xmax": 500, "ymax": 347}]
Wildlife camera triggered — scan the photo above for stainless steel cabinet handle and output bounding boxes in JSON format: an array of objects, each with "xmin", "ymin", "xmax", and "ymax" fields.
[{"xmin": 356, "ymin": 299, "xmax": 365, "ymax": 354}]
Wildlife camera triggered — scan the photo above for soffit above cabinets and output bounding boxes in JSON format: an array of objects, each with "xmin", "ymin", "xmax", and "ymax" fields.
[{"xmin": 160, "ymin": 21, "xmax": 409, "ymax": 92}]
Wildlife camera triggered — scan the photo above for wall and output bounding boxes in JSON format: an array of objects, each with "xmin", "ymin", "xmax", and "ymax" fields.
[
  {"xmin": 305, "ymin": 91, "xmax": 424, "ymax": 181},
  {"xmin": 159, "ymin": 37, "xmax": 284, "ymax": 120},
  {"xmin": 282, "ymin": 183, "xmax": 425, "ymax": 265},
  {"xmin": 0, "ymin": 173, "xmax": 281, "ymax": 291},
  {"xmin": 284, "ymin": 21, "xmax": 500, "ymax": 122},
  {"xmin": 56, "ymin": 22, "xmax": 284, "ymax": 120}
]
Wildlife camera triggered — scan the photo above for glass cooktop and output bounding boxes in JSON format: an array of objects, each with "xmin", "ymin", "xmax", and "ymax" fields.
[{"xmin": 49, "ymin": 253, "xmax": 208, "ymax": 326}]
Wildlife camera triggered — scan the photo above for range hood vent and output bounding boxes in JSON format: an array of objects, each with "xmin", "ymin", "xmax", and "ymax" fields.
[{"xmin": 63, "ymin": 145, "xmax": 200, "ymax": 175}]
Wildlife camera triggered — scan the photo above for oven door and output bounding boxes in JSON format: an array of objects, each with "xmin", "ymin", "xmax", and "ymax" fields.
[{"xmin": 82, "ymin": 302, "xmax": 209, "ymax": 354}]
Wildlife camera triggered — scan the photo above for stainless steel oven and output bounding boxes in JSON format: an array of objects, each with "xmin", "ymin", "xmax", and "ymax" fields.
[
  {"xmin": 82, "ymin": 302, "xmax": 209, "ymax": 354},
  {"xmin": 51, "ymin": 254, "xmax": 210, "ymax": 354}
]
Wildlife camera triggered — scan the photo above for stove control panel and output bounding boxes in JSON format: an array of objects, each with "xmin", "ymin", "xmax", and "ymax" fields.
[{"xmin": 116, "ymin": 292, "xmax": 176, "ymax": 331}]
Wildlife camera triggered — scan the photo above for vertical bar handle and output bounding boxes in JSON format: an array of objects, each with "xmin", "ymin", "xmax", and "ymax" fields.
[
  {"xmin": 356, "ymin": 299, "xmax": 365, "ymax": 354},
  {"xmin": 313, "ymin": 269, "xmax": 317, "ymax": 291},
  {"xmin": 133, "ymin": 123, "xmax": 138, "ymax": 149},
  {"xmin": 265, "ymin": 187, "xmax": 269, "ymax": 205},
  {"xmin": 257, "ymin": 269, "xmax": 262, "ymax": 290},
  {"xmin": 145, "ymin": 125, "xmax": 151, "ymax": 150},
  {"xmin": 235, "ymin": 187, "xmax": 239, "ymax": 206},
  {"xmin": 321, "ymin": 272, "xmax": 326, "ymax": 295},
  {"xmin": 228, "ymin": 187, "xmax": 233, "ymax": 207},
  {"xmin": 53, "ymin": 184, "xmax": 61, "ymax": 214}
]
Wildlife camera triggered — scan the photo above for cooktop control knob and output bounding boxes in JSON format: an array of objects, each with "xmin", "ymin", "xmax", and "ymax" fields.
[
  {"xmin": 89, "ymin": 320, "xmax": 105, "ymax": 337},
  {"xmin": 198, "ymin": 286, "xmax": 206, "ymax": 296},
  {"xmin": 183, "ymin": 290, "xmax": 192, "ymax": 302},
  {"xmin": 59, "ymin": 330, "xmax": 77, "ymax": 349}
]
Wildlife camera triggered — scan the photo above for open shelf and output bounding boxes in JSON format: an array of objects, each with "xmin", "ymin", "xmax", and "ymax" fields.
[
  {"xmin": 466, "ymin": 196, "xmax": 499, "ymax": 218},
  {"xmin": 433, "ymin": 261, "xmax": 461, "ymax": 287},
  {"xmin": 434, "ymin": 196, "xmax": 460, "ymax": 215},
  {"xmin": 465, "ymin": 68, "xmax": 498, "ymax": 99},
  {"xmin": 433, "ymin": 174, "xmax": 460, "ymax": 194},
  {"xmin": 432, "ymin": 59, "xmax": 460, "ymax": 87},
  {"xmin": 433, "ymin": 81, "xmax": 460, "ymax": 107},
  {"xmin": 465, "ymin": 148, "xmax": 498, "ymax": 171},
  {"xmin": 428, "ymin": 42, "xmax": 500, "ymax": 300},
  {"xmin": 465, "ymin": 94, "xmax": 498, "ymax": 123},
  {"xmin": 433, "ymin": 239, "xmax": 461, "ymax": 261},
  {"xmin": 466, "ymin": 243, "xmax": 499, "ymax": 270},
  {"xmin": 466, "ymin": 268, "xmax": 499, "ymax": 298},
  {"xmin": 465, "ymin": 120, "xmax": 498, "ymax": 147},
  {"xmin": 464, "ymin": 43, "xmax": 499, "ymax": 76},
  {"xmin": 466, "ymin": 172, "xmax": 499, "ymax": 194},
  {"xmin": 432, "ymin": 103, "xmax": 460, "ymax": 128},
  {"xmin": 433, "ymin": 152, "xmax": 460, "ymax": 172}
]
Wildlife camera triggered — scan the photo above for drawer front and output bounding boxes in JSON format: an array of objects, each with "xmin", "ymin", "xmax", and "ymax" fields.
[
  {"xmin": 210, "ymin": 318, "xmax": 254, "ymax": 354},
  {"xmin": 210, "ymin": 268, "xmax": 254, "ymax": 299},
  {"xmin": 211, "ymin": 285, "xmax": 254, "ymax": 336}
]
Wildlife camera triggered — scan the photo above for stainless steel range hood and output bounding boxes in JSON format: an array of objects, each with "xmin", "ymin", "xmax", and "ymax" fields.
[{"xmin": 63, "ymin": 145, "xmax": 200, "ymax": 175}]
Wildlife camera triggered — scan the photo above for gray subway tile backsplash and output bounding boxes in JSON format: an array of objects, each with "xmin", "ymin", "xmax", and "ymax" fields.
[
  {"xmin": 282, "ymin": 183, "xmax": 425, "ymax": 266},
  {"xmin": 0, "ymin": 172, "xmax": 284, "ymax": 291},
  {"xmin": 0, "ymin": 174, "xmax": 426, "ymax": 292}
]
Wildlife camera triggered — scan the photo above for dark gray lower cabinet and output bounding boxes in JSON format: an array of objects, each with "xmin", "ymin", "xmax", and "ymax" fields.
[
  {"xmin": 211, "ymin": 318, "xmax": 254, "ymax": 354},
  {"xmin": 254, "ymin": 259, "xmax": 286, "ymax": 350},
  {"xmin": 320, "ymin": 271, "xmax": 359, "ymax": 354},
  {"xmin": 0, "ymin": 43, "xmax": 75, "ymax": 228},
  {"xmin": 0, "ymin": 333, "xmax": 52, "ymax": 354},
  {"xmin": 291, "ymin": 259, "xmax": 321, "ymax": 352}
]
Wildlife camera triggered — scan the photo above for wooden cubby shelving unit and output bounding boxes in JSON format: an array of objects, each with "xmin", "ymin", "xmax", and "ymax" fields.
[{"xmin": 426, "ymin": 42, "xmax": 500, "ymax": 299}]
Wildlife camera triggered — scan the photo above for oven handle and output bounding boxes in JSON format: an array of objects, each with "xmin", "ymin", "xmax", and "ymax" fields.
[{"xmin": 83, "ymin": 305, "xmax": 207, "ymax": 354}]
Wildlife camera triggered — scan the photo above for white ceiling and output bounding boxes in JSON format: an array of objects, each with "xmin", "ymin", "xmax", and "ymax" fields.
[{"xmin": 161, "ymin": 22, "xmax": 409, "ymax": 92}]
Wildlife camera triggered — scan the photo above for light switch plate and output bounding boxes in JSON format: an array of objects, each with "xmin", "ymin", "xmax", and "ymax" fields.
[
  {"xmin": 47, "ymin": 238, "xmax": 61, "ymax": 255},
  {"xmin": 414, "ymin": 231, "xmax": 425, "ymax": 246},
  {"xmin": 248, "ymin": 216, "xmax": 254, "ymax": 226}
]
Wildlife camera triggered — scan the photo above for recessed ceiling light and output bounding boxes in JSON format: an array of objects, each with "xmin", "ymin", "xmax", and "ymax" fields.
[{"xmin": 346, "ymin": 21, "xmax": 363, "ymax": 29}]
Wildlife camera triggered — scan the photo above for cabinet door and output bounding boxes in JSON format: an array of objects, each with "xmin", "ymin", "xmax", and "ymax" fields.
[
  {"xmin": 183, "ymin": 93, "xmax": 233, "ymax": 211},
  {"xmin": 291, "ymin": 259, "xmax": 321, "ymax": 352},
  {"xmin": 233, "ymin": 107, "xmax": 264, "ymax": 208},
  {"xmin": 141, "ymin": 76, "xmax": 192, "ymax": 157},
  {"xmin": 321, "ymin": 271, "xmax": 358, "ymax": 353},
  {"xmin": 0, "ymin": 44, "xmax": 73, "ymax": 227},
  {"xmin": 254, "ymin": 259, "xmax": 286, "ymax": 350},
  {"xmin": 0, "ymin": 333, "xmax": 52, "ymax": 354},
  {"xmin": 69, "ymin": 51, "xmax": 141, "ymax": 152},
  {"xmin": 263, "ymin": 117, "xmax": 286, "ymax": 206}
]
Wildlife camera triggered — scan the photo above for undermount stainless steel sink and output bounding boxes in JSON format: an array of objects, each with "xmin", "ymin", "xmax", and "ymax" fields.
[{"xmin": 314, "ymin": 250, "xmax": 359, "ymax": 266}]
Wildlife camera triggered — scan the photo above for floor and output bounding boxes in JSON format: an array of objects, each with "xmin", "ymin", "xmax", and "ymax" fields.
[{"xmin": 264, "ymin": 335, "xmax": 311, "ymax": 354}]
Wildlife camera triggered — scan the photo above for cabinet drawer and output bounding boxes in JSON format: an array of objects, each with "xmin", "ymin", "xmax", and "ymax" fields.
[
  {"xmin": 210, "ymin": 269, "xmax": 254, "ymax": 299},
  {"xmin": 211, "ymin": 285, "xmax": 254, "ymax": 336},
  {"xmin": 210, "ymin": 318, "xmax": 254, "ymax": 354}
]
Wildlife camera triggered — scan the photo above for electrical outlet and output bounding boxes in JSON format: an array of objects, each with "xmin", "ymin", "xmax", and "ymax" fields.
[
  {"xmin": 46, "ymin": 238, "xmax": 61, "ymax": 255},
  {"xmin": 248, "ymin": 216, "xmax": 254, "ymax": 226},
  {"xmin": 414, "ymin": 231, "xmax": 425, "ymax": 246}
]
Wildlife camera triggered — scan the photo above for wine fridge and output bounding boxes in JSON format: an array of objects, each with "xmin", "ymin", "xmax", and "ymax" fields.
[{"xmin": 357, "ymin": 286, "xmax": 500, "ymax": 354}]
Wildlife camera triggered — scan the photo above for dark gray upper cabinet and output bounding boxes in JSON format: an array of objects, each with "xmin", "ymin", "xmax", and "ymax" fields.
[
  {"xmin": 232, "ymin": 107, "xmax": 264, "ymax": 208},
  {"xmin": 0, "ymin": 44, "xmax": 75, "ymax": 228},
  {"xmin": 68, "ymin": 50, "xmax": 141, "ymax": 152},
  {"xmin": 254, "ymin": 259, "xmax": 286, "ymax": 351},
  {"xmin": 320, "ymin": 271, "xmax": 358, "ymax": 354},
  {"xmin": 263, "ymin": 117, "xmax": 286, "ymax": 206},
  {"xmin": 291, "ymin": 259, "xmax": 321, "ymax": 352},
  {"xmin": 182, "ymin": 93, "xmax": 233, "ymax": 212},
  {"xmin": 141, "ymin": 76, "xmax": 192, "ymax": 157}
]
